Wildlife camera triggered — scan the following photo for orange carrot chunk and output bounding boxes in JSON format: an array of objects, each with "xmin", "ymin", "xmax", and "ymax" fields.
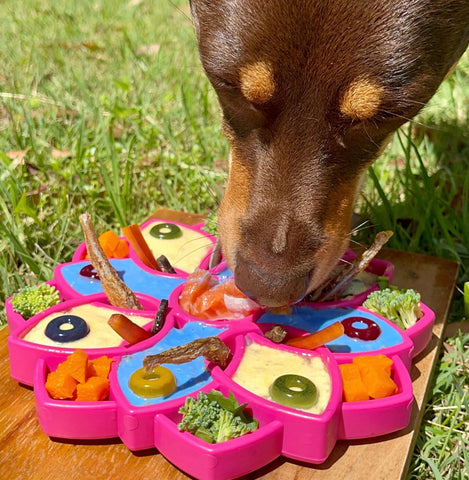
[
  {"xmin": 99, "ymin": 230, "xmax": 120, "ymax": 256},
  {"xmin": 122, "ymin": 224, "xmax": 160, "ymax": 270},
  {"xmin": 99, "ymin": 230, "xmax": 129, "ymax": 258},
  {"xmin": 108, "ymin": 313, "xmax": 152, "ymax": 345},
  {"xmin": 76, "ymin": 376, "xmax": 110, "ymax": 401},
  {"xmin": 358, "ymin": 365, "xmax": 398, "ymax": 399},
  {"xmin": 340, "ymin": 355, "xmax": 398, "ymax": 401},
  {"xmin": 352, "ymin": 354, "xmax": 394, "ymax": 376},
  {"xmin": 285, "ymin": 321, "xmax": 345, "ymax": 350},
  {"xmin": 45, "ymin": 370, "xmax": 78, "ymax": 400},
  {"xmin": 59, "ymin": 348, "xmax": 89, "ymax": 384},
  {"xmin": 88, "ymin": 355, "xmax": 114, "ymax": 379},
  {"xmin": 339, "ymin": 363, "xmax": 369, "ymax": 402},
  {"xmin": 45, "ymin": 350, "xmax": 114, "ymax": 401},
  {"xmin": 85, "ymin": 230, "xmax": 129, "ymax": 259},
  {"xmin": 112, "ymin": 238, "xmax": 129, "ymax": 258}
]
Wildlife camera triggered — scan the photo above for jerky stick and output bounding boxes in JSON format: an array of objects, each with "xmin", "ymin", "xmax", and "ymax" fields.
[
  {"xmin": 208, "ymin": 240, "xmax": 222, "ymax": 269},
  {"xmin": 156, "ymin": 255, "xmax": 176, "ymax": 274},
  {"xmin": 151, "ymin": 299, "xmax": 168, "ymax": 334},
  {"xmin": 143, "ymin": 336, "xmax": 231, "ymax": 372},
  {"xmin": 264, "ymin": 325, "xmax": 288, "ymax": 343},
  {"xmin": 79, "ymin": 213, "xmax": 143, "ymax": 309},
  {"xmin": 310, "ymin": 230, "xmax": 393, "ymax": 302}
]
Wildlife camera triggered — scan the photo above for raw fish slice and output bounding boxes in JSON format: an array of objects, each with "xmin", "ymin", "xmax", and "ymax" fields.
[
  {"xmin": 223, "ymin": 294, "xmax": 260, "ymax": 317},
  {"xmin": 184, "ymin": 276, "xmax": 259, "ymax": 319},
  {"xmin": 179, "ymin": 269, "xmax": 216, "ymax": 315},
  {"xmin": 192, "ymin": 280, "xmax": 245, "ymax": 316},
  {"xmin": 192, "ymin": 281, "xmax": 227, "ymax": 315}
]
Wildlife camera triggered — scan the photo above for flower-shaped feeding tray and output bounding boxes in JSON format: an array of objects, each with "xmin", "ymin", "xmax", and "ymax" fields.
[{"xmin": 5, "ymin": 218, "xmax": 435, "ymax": 480}]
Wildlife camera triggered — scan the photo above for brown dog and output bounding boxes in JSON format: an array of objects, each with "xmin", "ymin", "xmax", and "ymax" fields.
[{"xmin": 190, "ymin": 0, "xmax": 469, "ymax": 307}]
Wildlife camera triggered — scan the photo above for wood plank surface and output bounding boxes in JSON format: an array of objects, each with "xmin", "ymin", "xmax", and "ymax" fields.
[{"xmin": 0, "ymin": 209, "xmax": 459, "ymax": 480}]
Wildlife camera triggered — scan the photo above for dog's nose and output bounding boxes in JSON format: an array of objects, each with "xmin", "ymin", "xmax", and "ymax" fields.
[{"xmin": 234, "ymin": 254, "xmax": 311, "ymax": 307}]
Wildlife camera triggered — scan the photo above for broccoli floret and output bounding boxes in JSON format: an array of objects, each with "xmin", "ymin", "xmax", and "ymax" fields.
[
  {"xmin": 363, "ymin": 287, "xmax": 422, "ymax": 330},
  {"xmin": 10, "ymin": 283, "xmax": 60, "ymax": 320},
  {"xmin": 214, "ymin": 408, "xmax": 259, "ymax": 443},
  {"xmin": 178, "ymin": 392, "xmax": 222, "ymax": 442},
  {"xmin": 178, "ymin": 390, "xmax": 258, "ymax": 443}
]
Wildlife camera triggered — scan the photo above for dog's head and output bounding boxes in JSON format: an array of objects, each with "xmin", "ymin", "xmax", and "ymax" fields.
[{"xmin": 190, "ymin": 0, "xmax": 469, "ymax": 306}]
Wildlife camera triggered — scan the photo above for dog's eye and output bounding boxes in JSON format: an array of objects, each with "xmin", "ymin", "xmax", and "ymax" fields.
[
  {"xmin": 207, "ymin": 74, "xmax": 270, "ymax": 135},
  {"xmin": 221, "ymin": 97, "xmax": 267, "ymax": 136},
  {"xmin": 210, "ymin": 76, "xmax": 264, "ymax": 107},
  {"xmin": 375, "ymin": 110, "xmax": 400, "ymax": 121},
  {"xmin": 340, "ymin": 107, "xmax": 400, "ymax": 130},
  {"xmin": 210, "ymin": 75, "xmax": 238, "ymax": 91}
]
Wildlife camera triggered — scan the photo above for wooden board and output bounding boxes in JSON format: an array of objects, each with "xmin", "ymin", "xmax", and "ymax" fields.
[{"xmin": 0, "ymin": 209, "xmax": 459, "ymax": 479}]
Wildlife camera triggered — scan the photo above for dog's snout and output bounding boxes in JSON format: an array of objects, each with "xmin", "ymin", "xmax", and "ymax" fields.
[{"xmin": 234, "ymin": 253, "xmax": 312, "ymax": 307}]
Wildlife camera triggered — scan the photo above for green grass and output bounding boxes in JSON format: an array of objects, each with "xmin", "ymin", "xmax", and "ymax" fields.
[
  {"xmin": 410, "ymin": 332, "xmax": 469, "ymax": 479},
  {"xmin": 358, "ymin": 59, "xmax": 469, "ymax": 304},
  {"xmin": 0, "ymin": 0, "xmax": 227, "ymax": 298},
  {"xmin": 0, "ymin": 1, "xmax": 468, "ymax": 478}
]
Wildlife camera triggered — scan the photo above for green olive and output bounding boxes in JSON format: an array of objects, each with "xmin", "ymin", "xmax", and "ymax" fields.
[
  {"xmin": 269, "ymin": 374, "xmax": 318, "ymax": 409},
  {"xmin": 149, "ymin": 223, "xmax": 183, "ymax": 240},
  {"xmin": 128, "ymin": 366, "xmax": 176, "ymax": 398}
]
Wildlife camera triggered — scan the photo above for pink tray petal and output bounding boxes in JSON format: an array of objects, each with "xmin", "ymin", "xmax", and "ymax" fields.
[
  {"xmin": 34, "ymin": 358, "xmax": 118, "ymax": 440},
  {"xmin": 8, "ymin": 292, "xmax": 167, "ymax": 386},
  {"xmin": 337, "ymin": 354, "xmax": 414, "ymax": 439}
]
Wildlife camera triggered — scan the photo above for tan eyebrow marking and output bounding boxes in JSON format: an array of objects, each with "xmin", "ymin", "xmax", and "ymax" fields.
[
  {"xmin": 340, "ymin": 77, "xmax": 385, "ymax": 120},
  {"xmin": 239, "ymin": 60, "xmax": 276, "ymax": 104}
]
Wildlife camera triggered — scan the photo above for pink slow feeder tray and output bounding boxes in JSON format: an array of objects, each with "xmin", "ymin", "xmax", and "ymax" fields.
[{"xmin": 5, "ymin": 219, "xmax": 435, "ymax": 480}]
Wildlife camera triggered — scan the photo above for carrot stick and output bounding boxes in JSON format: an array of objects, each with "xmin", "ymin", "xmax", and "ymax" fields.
[
  {"xmin": 122, "ymin": 224, "xmax": 160, "ymax": 270},
  {"xmin": 108, "ymin": 313, "xmax": 152, "ymax": 345},
  {"xmin": 285, "ymin": 321, "xmax": 345, "ymax": 349}
]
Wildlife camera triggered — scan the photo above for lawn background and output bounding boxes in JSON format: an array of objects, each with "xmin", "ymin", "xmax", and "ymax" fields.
[{"xmin": 0, "ymin": 1, "xmax": 467, "ymax": 478}]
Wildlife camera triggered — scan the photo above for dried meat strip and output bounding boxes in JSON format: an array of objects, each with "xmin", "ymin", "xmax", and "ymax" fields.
[
  {"xmin": 308, "ymin": 230, "xmax": 393, "ymax": 302},
  {"xmin": 143, "ymin": 336, "xmax": 231, "ymax": 372},
  {"xmin": 79, "ymin": 213, "xmax": 143, "ymax": 310}
]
